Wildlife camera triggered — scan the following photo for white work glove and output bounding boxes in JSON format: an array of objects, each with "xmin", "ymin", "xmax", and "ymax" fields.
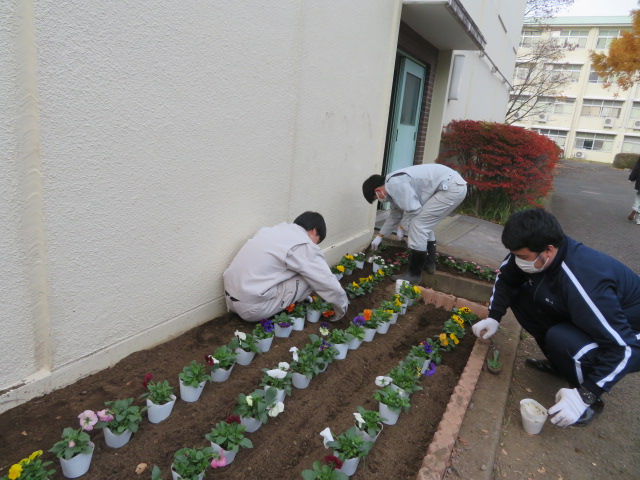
[
  {"xmin": 396, "ymin": 227, "xmax": 404, "ymax": 241},
  {"xmin": 370, "ymin": 235, "xmax": 383, "ymax": 250},
  {"xmin": 471, "ymin": 318, "xmax": 499, "ymax": 339},
  {"xmin": 548, "ymin": 388, "xmax": 589, "ymax": 427}
]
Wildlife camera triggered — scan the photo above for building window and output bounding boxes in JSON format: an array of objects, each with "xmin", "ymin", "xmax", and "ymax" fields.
[
  {"xmin": 630, "ymin": 103, "xmax": 640, "ymax": 119},
  {"xmin": 596, "ymin": 29, "xmax": 621, "ymax": 49},
  {"xmin": 537, "ymin": 97, "xmax": 575, "ymax": 115},
  {"xmin": 520, "ymin": 30, "xmax": 542, "ymax": 47},
  {"xmin": 514, "ymin": 63, "xmax": 533, "ymax": 81},
  {"xmin": 588, "ymin": 68, "xmax": 608, "ymax": 83},
  {"xmin": 558, "ymin": 29, "xmax": 589, "ymax": 48},
  {"xmin": 535, "ymin": 128, "xmax": 567, "ymax": 148},
  {"xmin": 548, "ymin": 64, "xmax": 582, "ymax": 82},
  {"xmin": 575, "ymin": 132, "xmax": 615, "ymax": 151},
  {"xmin": 622, "ymin": 136, "xmax": 640, "ymax": 154},
  {"xmin": 581, "ymin": 99, "xmax": 623, "ymax": 118}
]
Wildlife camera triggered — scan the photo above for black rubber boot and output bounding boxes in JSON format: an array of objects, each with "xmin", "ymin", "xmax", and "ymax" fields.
[
  {"xmin": 424, "ymin": 241, "xmax": 437, "ymax": 274},
  {"xmin": 392, "ymin": 249, "xmax": 427, "ymax": 284}
]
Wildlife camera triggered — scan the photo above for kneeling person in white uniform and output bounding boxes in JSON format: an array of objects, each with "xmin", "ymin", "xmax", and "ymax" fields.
[{"xmin": 223, "ymin": 211, "xmax": 349, "ymax": 322}]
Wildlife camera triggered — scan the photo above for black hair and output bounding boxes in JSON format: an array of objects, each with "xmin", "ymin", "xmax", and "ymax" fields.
[
  {"xmin": 293, "ymin": 211, "xmax": 327, "ymax": 243},
  {"xmin": 501, "ymin": 208, "xmax": 564, "ymax": 252},
  {"xmin": 362, "ymin": 174, "xmax": 385, "ymax": 204}
]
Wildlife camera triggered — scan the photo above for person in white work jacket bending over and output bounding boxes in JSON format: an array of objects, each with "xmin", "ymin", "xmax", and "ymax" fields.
[
  {"xmin": 362, "ymin": 164, "xmax": 467, "ymax": 284},
  {"xmin": 223, "ymin": 211, "xmax": 349, "ymax": 323}
]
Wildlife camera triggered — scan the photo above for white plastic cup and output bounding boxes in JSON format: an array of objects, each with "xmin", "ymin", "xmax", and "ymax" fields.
[{"xmin": 520, "ymin": 398, "xmax": 548, "ymax": 434}]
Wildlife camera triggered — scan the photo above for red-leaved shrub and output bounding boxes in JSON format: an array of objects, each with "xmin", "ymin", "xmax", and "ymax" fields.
[{"xmin": 437, "ymin": 120, "xmax": 560, "ymax": 211}]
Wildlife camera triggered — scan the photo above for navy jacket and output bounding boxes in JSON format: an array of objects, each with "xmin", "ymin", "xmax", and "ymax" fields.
[
  {"xmin": 630, "ymin": 156, "xmax": 640, "ymax": 191},
  {"xmin": 489, "ymin": 236, "xmax": 640, "ymax": 395}
]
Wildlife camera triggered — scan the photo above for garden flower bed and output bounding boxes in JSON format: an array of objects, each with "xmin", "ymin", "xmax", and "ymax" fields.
[{"xmin": 0, "ymin": 257, "xmax": 479, "ymax": 480}]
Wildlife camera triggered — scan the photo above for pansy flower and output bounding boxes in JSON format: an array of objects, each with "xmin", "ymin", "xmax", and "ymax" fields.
[
  {"xmin": 78, "ymin": 410, "xmax": 98, "ymax": 431},
  {"xmin": 268, "ymin": 401, "xmax": 285, "ymax": 417},
  {"xmin": 375, "ymin": 375, "xmax": 392, "ymax": 387},
  {"xmin": 290, "ymin": 346, "xmax": 299, "ymax": 362},
  {"xmin": 439, "ymin": 333, "xmax": 449, "ymax": 347},
  {"xmin": 324, "ymin": 455, "xmax": 343, "ymax": 469},
  {"xmin": 142, "ymin": 373, "xmax": 153, "ymax": 388},
  {"xmin": 424, "ymin": 362, "xmax": 437, "ymax": 376},
  {"xmin": 322, "ymin": 310, "xmax": 335, "ymax": 317},
  {"xmin": 352, "ymin": 316, "xmax": 365, "ymax": 327},
  {"xmin": 225, "ymin": 414, "xmax": 241, "ymax": 424},
  {"xmin": 260, "ymin": 319, "xmax": 274, "ymax": 333},
  {"xmin": 234, "ymin": 330, "xmax": 247, "ymax": 341},
  {"xmin": 285, "ymin": 303, "xmax": 295, "ymax": 313},
  {"xmin": 336, "ymin": 265, "xmax": 345, "ymax": 273},
  {"xmin": 450, "ymin": 333, "xmax": 459, "ymax": 344},
  {"xmin": 210, "ymin": 455, "xmax": 227, "ymax": 468},
  {"xmin": 97, "ymin": 409, "xmax": 114, "ymax": 423},
  {"xmin": 363, "ymin": 309, "xmax": 372, "ymax": 321}
]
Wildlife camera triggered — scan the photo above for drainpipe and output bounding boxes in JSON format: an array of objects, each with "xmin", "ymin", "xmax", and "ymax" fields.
[{"xmin": 17, "ymin": 0, "xmax": 52, "ymax": 377}]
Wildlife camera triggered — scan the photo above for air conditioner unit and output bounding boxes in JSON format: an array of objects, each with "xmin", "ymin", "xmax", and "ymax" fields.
[
  {"xmin": 632, "ymin": 119, "xmax": 640, "ymax": 130},
  {"xmin": 603, "ymin": 117, "xmax": 615, "ymax": 128},
  {"xmin": 574, "ymin": 151, "xmax": 585, "ymax": 159},
  {"xmin": 538, "ymin": 113, "xmax": 548, "ymax": 123}
]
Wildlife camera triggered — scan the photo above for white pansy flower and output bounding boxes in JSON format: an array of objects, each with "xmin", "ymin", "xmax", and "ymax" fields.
[
  {"xmin": 212, "ymin": 357, "xmax": 220, "ymax": 364},
  {"xmin": 266, "ymin": 368, "xmax": 287, "ymax": 379},
  {"xmin": 319, "ymin": 327, "xmax": 329, "ymax": 336},
  {"xmin": 353, "ymin": 412, "xmax": 365, "ymax": 428},
  {"xmin": 278, "ymin": 362, "xmax": 290, "ymax": 371},
  {"xmin": 268, "ymin": 401, "xmax": 285, "ymax": 417},
  {"xmin": 289, "ymin": 346, "xmax": 299, "ymax": 362},
  {"xmin": 375, "ymin": 375, "xmax": 392, "ymax": 387},
  {"xmin": 246, "ymin": 395, "xmax": 253, "ymax": 407},
  {"xmin": 319, "ymin": 427, "xmax": 334, "ymax": 448},
  {"xmin": 234, "ymin": 330, "xmax": 247, "ymax": 341}
]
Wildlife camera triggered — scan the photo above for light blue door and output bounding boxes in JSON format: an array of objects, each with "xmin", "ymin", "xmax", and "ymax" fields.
[{"xmin": 386, "ymin": 57, "xmax": 426, "ymax": 175}]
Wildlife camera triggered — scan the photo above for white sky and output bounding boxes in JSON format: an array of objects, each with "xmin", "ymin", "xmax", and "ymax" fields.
[{"xmin": 556, "ymin": 0, "xmax": 638, "ymax": 16}]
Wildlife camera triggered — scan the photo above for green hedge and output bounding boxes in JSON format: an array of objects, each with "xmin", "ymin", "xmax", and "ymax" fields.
[{"xmin": 613, "ymin": 153, "xmax": 639, "ymax": 169}]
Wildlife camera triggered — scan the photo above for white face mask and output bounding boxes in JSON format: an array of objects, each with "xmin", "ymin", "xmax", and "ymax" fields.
[{"xmin": 515, "ymin": 252, "xmax": 549, "ymax": 274}]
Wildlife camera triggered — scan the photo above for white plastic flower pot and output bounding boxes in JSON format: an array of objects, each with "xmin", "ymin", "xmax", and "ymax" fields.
[
  {"xmin": 306, "ymin": 309, "xmax": 321, "ymax": 323},
  {"xmin": 235, "ymin": 348, "xmax": 256, "ymax": 366},
  {"xmin": 263, "ymin": 386, "xmax": 286, "ymax": 403},
  {"xmin": 335, "ymin": 455, "xmax": 360, "ymax": 477},
  {"xmin": 334, "ymin": 273, "xmax": 343, "ymax": 281},
  {"xmin": 274, "ymin": 324, "xmax": 293, "ymax": 338},
  {"xmin": 355, "ymin": 260, "xmax": 364, "ymax": 269},
  {"xmin": 211, "ymin": 365, "xmax": 234, "ymax": 382},
  {"xmin": 59, "ymin": 442, "xmax": 94, "ymax": 478},
  {"xmin": 334, "ymin": 343, "xmax": 348, "ymax": 360},
  {"xmin": 344, "ymin": 269, "xmax": 353, "ymax": 275},
  {"xmin": 376, "ymin": 321, "xmax": 390, "ymax": 334},
  {"xmin": 391, "ymin": 384, "xmax": 409, "ymax": 398},
  {"xmin": 355, "ymin": 423, "xmax": 383, "ymax": 443},
  {"xmin": 211, "ymin": 442, "xmax": 238, "ymax": 465},
  {"xmin": 372, "ymin": 262, "xmax": 382, "ymax": 273},
  {"xmin": 256, "ymin": 336, "xmax": 273, "ymax": 353},
  {"xmin": 389, "ymin": 312, "xmax": 399, "ymax": 324},
  {"xmin": 103, "ymin": 427, "xmax": 132, "ymax": 448},
  {"xmin": 240, "ymin": 416, "xmax": 262, "ymax": 433},
  {"xmin": 146, "ymin": 395, "xmax": 177, "ymax": 424},
  {"xmin": 179, "ymin": 379, "xmax": 206, "ymax": 403},
  {"xmin": 292, "ymin": 372, "xmax": 312, "ymax": 389},
  {"xmin": 291, "ymin": 316, "xmax": 305, "ymax": 331},
  {"xmin": 171, "ymin": 464, "xmax": 204, "ymax": 480},
  {"xmin": 399, "ymin": 303, "xmax": 408, "ymax": 315},
  {"xmin": 379, "ymin": 402, "xmax": 400, "ymax": 425},
  {"xmin": 363, "ymin": 328, "xmax": 376, "ymax": 342},
  {"xmin": 348, "ymin": 337, "xmax": 363, "ymax": 350}
]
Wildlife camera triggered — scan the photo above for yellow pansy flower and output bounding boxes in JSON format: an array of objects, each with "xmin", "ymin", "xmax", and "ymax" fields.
[
  {"xmin": 29, "ymin": 450, "xmax": 43, "ymax": 461},
  {"xmin": 459, "ymin": 307, "xmax": 471, "ymax": 313},
  {"xmin": 450, "ymin": 333, "xmax": 459, "ymax": 344},
  {"xmin": 352, "ymin": 282, "xmax": 359, "ymax": 287},
  {"xmin": 452, "ymin": 315, "xmax": 464, "ymax": 326},
  {"xmin": 345, "ymin": 254, "xmax": 354, "ymax": 260},
  {"xmin": 336, "ymin": 265, "xmax": 345, "ymax": 273},
  {"xmin": 413, "ymin": 286, "xmax": 421, "ymax": 294},
  {"xmin": 386, "ymin": 310, "xmax": 394, "ymax": 315},
  {"xmin": 8, "ymin": 463, "xmax": 23, "ymax": 480},
  {"xmin": 439, "ymin": 333, "xmax": 449, "ymax": 346},
  {"xmin": 377, "ymin": 270, "xmax": 384, "ymax": 277}
]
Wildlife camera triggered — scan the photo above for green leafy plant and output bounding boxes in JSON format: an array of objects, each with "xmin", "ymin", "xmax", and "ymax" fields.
[
  {"xmin": 140, "ymin": 376, "xmax": 174, "ymax": 405},
  {"xmin": 260, "ymin": 363, "xmax": 293, "ymax": 396},
  {"xmin": 171, "ymin": 446, "xmax": 217, "ymax": 480},
  {"xmin": 179, "ymin": 360, "xmax": 211, "ymax": 386},
  {"xmin": 290, "ymin": 347, "xmax": 322, "ymax": 379},
  {"xmin": 389, "ymin": 359, "xmax": 423, "ymax": 395},
  {"xmin": 273, "ymin": 312, "xmax": 293, "ymax": 327},
  {"xmin": 302, "ymin": 456, "xmax": 348, "ymax": 480},
  {"xmin": 205, "ymin": 345, "xmax": 237, "ymax": 371},
  {"xmin": 399, "ymin": 281, "xmax": 421, "ymax": 300},
  {"xmin": 253, "ymin": 319, "xmax": 275, "ymax": 339},
  {"xmin": 326, "ymin": 426, "xmax": 373, "ymax": 461},
  {"xmin": 344, "ymin": 281, "xmax": 365, "ymax": 298},
  {"xmin": 233, "ymin": 388, "xmax": 283, "ymax": 424},
  {"xmin": 229, "ymin": 330, "xmax": 260, "ymax": 353},
  {"xmin": 1, "ymin": 450, "xmax": 55, "ymax": 480},
  {"xmin": 49, "ymin": 412, "xmax": 95, "ymax": 461},
  {"xmin": 205, "ymin": 415, "xmax": 253, "ymax": 453},
  {"xmin": 344, "ymin": 316, "xmax": 366, "ymax": 341},
  {"xmin": 371, "ymin": 307, "xmax": 392, "ymax": 325},
  {"xmin": 308, "ymin": 296, "xmax": 333, "ymax": 313},
  {"xmin": 379, "ymin": 299, "xmax": 401, "ymax": 313},
  {"xmin": 437, "ymin": 254, "xmax": 498, "ymax": 282},
  {"xmin": 487, "ymin": 349, "xmax": 502, "ymax": 370},
  {"xmin": 353, "ymin": 252, "xmax": 366, "ymax": 262},
  {"xmin": 339, "ymin": 255, "xmax": 357, "ymax": 272},
  {"xmin": 330, "ymin": 264, "xmax": 345, "ymax": 275},
  {"xmin": 373, "ymin": 386, "xmax": 411, "ymax": 413},
  {"xmin": 353, "ymin": 406, "xmax": 385, "ymax": 438},
  {"xmin": 94, "ymin": 398, "xmax": 145, "ymax": 434},
  {"xmin": 326, "ymin": 327, "xmax": 349, "ymax": 345},
  {"xmin": 285, "ymin": 302, "xmax": 307, "ymax": 318}
]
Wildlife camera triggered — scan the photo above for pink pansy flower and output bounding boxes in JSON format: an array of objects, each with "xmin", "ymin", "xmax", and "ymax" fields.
[
  {"xmin": 78, "ymin": 410, "xmax": 98, "ymax": 431},
  {"xmin": 68, "ymin": 440, "xmax": 76, "ymax": 447},
  {"xmin": 97, "ymin": 409, "xmax": 114, "ymax": 423},
  {"xmin": 210, "ymin": 454, "xmax": 227, "ymax": 468}
]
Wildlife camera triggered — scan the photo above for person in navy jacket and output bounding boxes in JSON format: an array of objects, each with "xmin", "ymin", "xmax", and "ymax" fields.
[{"xmin": 472, "ymin": 208, "xmax": 640, "ymax": 427}]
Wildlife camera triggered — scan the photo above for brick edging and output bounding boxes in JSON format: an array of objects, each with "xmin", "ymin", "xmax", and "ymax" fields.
[{"xmin": 415, "ymin": 288, "xmax": 490, "ymax": 480}]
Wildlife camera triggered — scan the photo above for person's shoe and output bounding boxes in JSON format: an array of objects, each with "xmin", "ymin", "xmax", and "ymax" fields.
[
  {"xmin": 424, "ymin": 241, "xmax": 437, "ymax": 274},
  {"xmin": 628, "ymin": 210, "xmax": 637, "ymax": 221},
  {"xmin": 524, "ymin": 358, "xmax": 562, "ymax": 378},
  {"xmin": 392, "ymin": 249, "xmax": 427, "ymax": 284},
  {"xmin": 574, "ymin": 398, "xmax": 604, "ymax": 427}
]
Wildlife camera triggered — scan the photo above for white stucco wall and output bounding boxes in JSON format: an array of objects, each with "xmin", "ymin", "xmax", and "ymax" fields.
[{"xmin": 1, "ymin": 0, "xmax": 402, "ymax": 412}]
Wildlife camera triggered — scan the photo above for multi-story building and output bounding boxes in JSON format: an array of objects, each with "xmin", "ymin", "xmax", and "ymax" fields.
[{"xmin": 512, "ymin": 16, "xmax": 640, "ymax": 163}]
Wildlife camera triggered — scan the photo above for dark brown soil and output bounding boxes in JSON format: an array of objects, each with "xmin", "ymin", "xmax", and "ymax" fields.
[{"xmin": 0, "ymin": 260, "xmax": 475, "ymax": 480}]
